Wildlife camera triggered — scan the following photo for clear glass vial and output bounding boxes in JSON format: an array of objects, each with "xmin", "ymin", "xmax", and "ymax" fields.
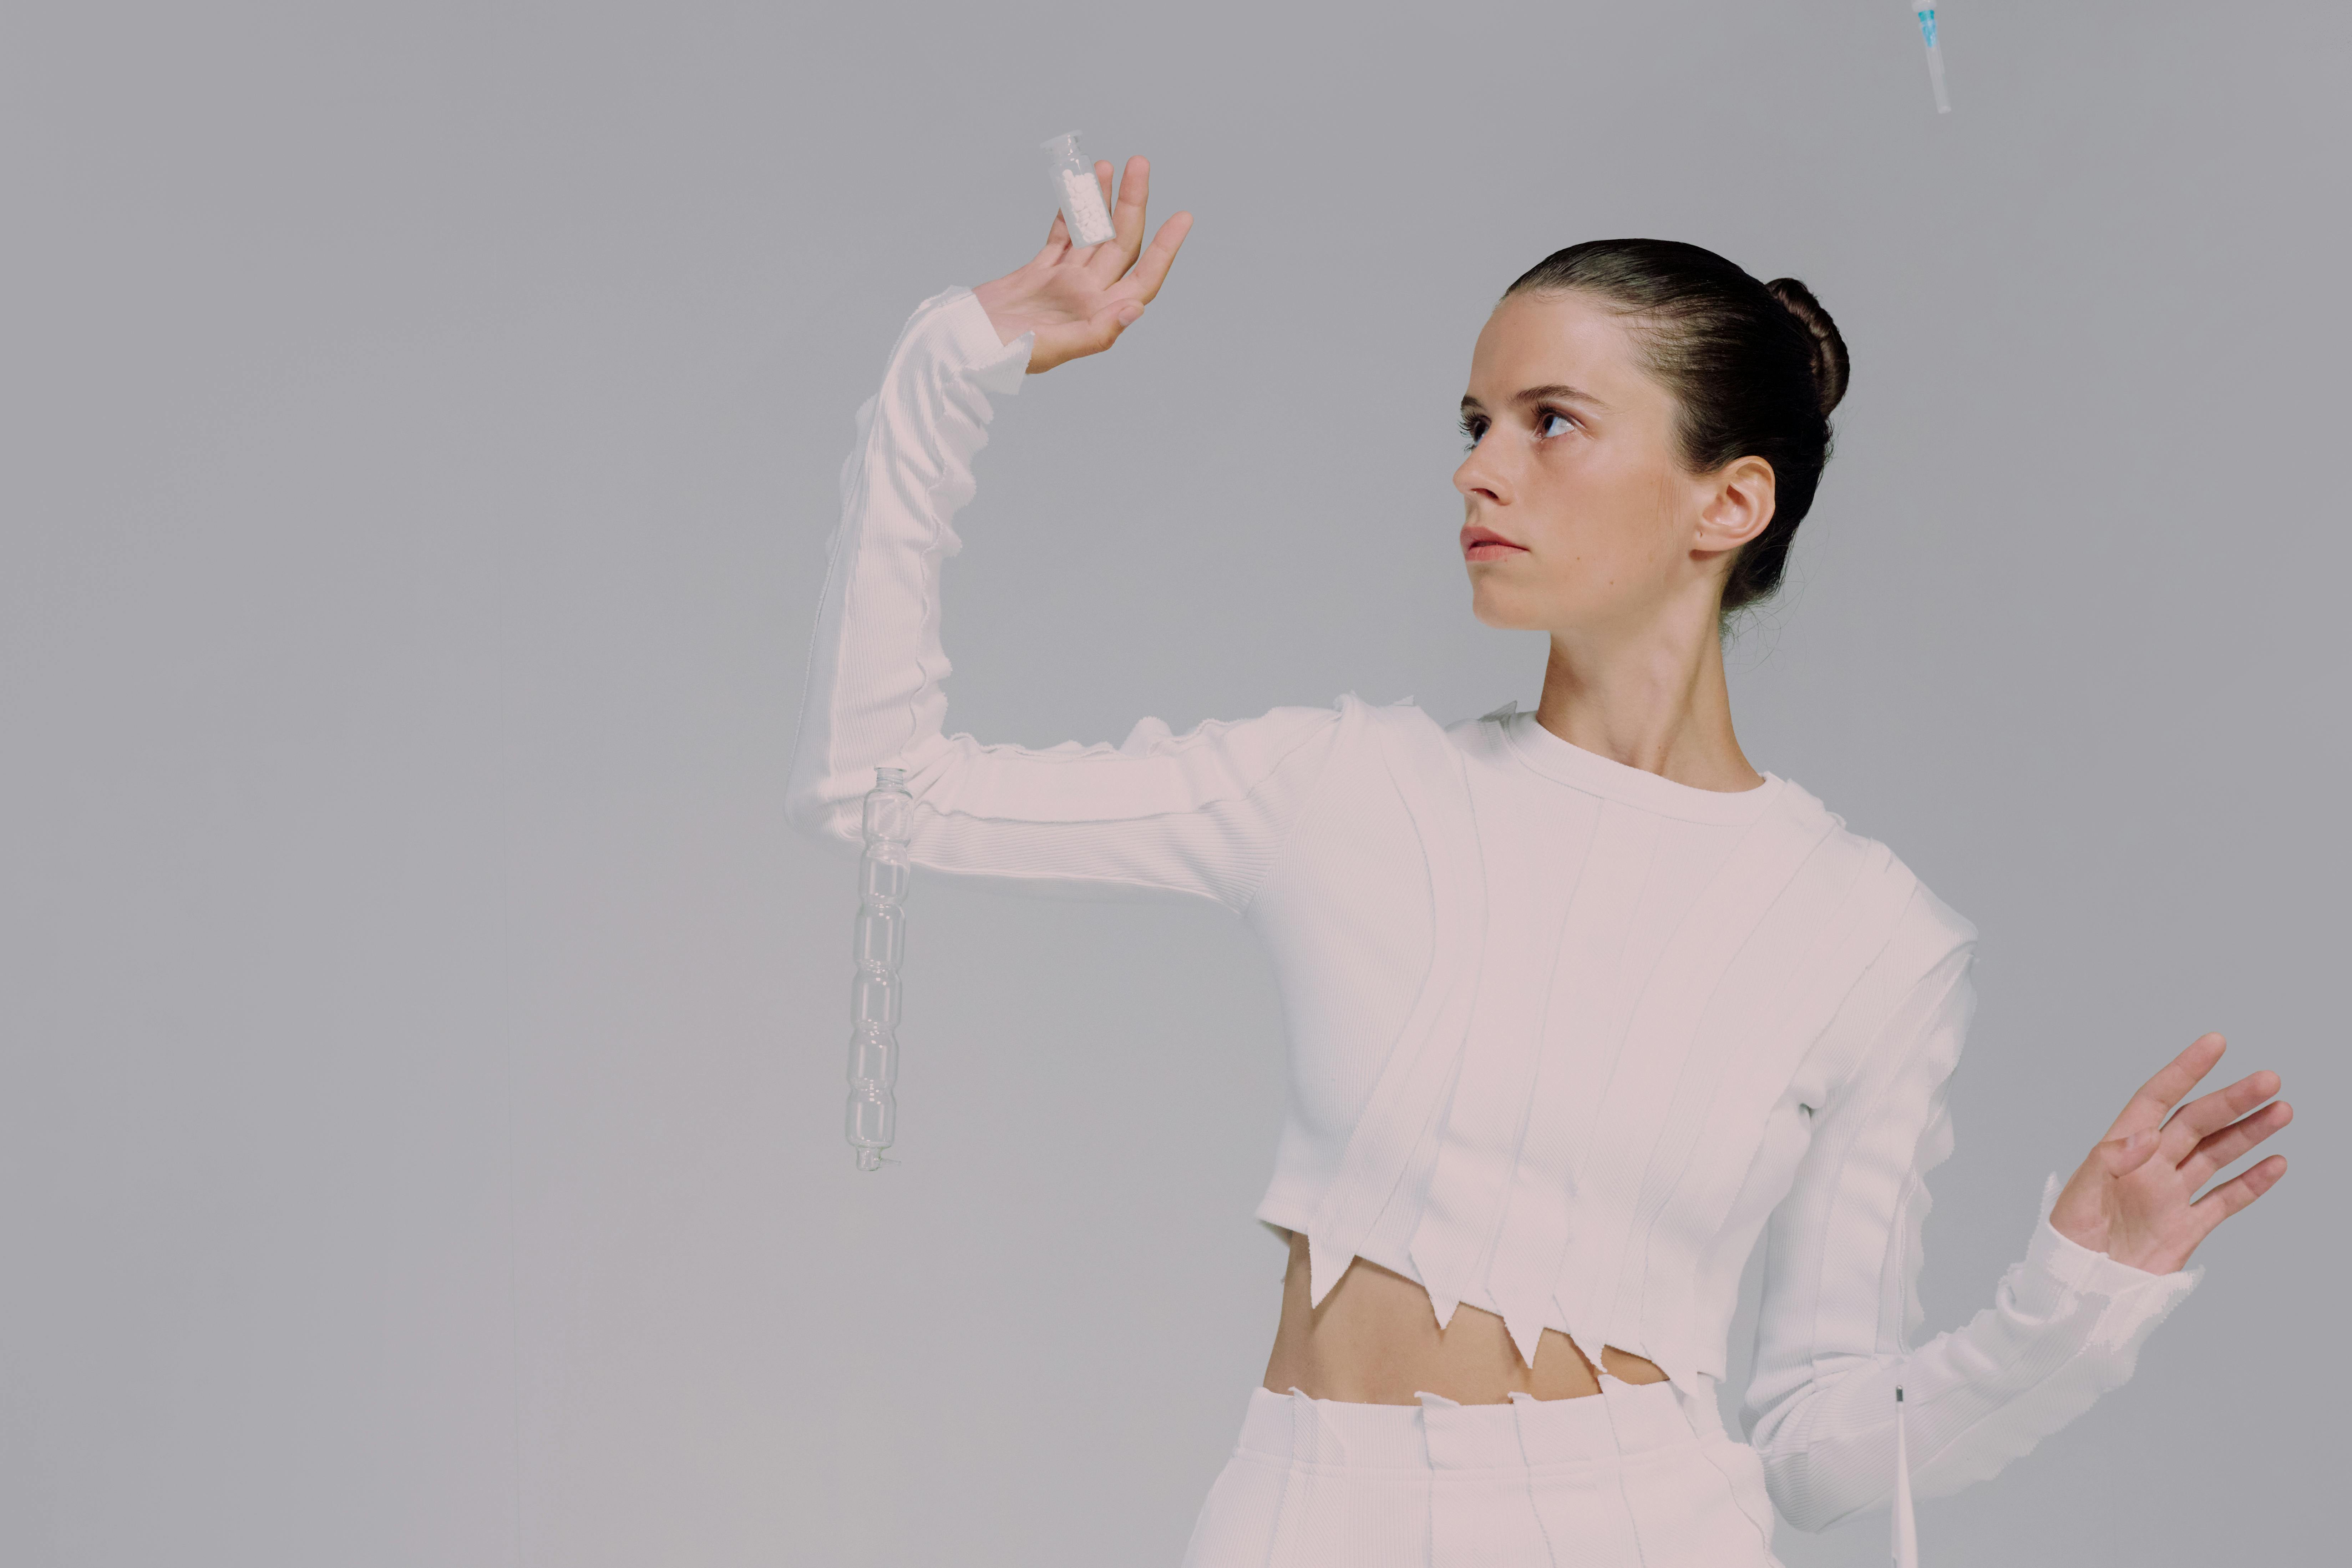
[
  {"xmin": 845, "ymin": 766, "xmax": 912, "ymax": 1171},
  {"xmin": 1040, "ymin": 130, "xmax": 1116, "ymax": 247}
]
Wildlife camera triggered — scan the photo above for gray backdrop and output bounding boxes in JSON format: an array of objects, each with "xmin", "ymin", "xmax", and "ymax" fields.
[{"xmin": 2, "ymin": 2, "xmax": 2340, "ymax": 1564}]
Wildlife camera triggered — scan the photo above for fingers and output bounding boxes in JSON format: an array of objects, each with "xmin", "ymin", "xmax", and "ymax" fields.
[
  {"xmin": 1110, "ymin": 154, "xmax": 1149, "ymax": 253},
  {"xmin": 2105, "ymin": 1032, "xmax": 2227, "ymax": 1140},
  {"xmin": 1121, "ymin": 210, "xmax": 1195, "ymax": 305},
  {"xmin": 1090, "ymin": 296, "xmax": 1144, "ymax": 349},
  {"xmin": 1059, "ymin": 155, "xmax": 1193, "ymax": 305},
  {"xmin": 2159, "ymin": 1068, "xmax": 2282, "ymax": 1159},
  {"xmin": 2186, "ymin": 1153, "xmax": 2288, "ymax": 1239},
  {"xmin": 2178, "ymin": 1097, "xmax": 2292, "ymax": 1189},
  {"xmin": 1018, "ymin": 152, "xmax": 1182, "ymax": 368},
  {"xmin": 1086, "ymin": 156, "xmax": 1152, "ymax": 280}
]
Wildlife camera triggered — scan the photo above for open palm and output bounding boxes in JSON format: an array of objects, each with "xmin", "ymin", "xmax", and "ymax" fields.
[
  {"xmin": 972, "ymin": 154, "xmax": 1192, "ymax": 374},
  {"xmin": 2048, "ymin": 1033, "xmax": 2290, "ymax": 1275}
]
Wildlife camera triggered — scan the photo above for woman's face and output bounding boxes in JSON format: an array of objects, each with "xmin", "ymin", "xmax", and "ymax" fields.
[{"xmin": 1454, "ymin": 289, "xmax": 1768, "ymax": 636}]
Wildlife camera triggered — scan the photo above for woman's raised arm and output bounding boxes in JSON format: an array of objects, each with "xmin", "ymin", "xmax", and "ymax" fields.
[{"xmin": 785, "ymin": 157, "xmax": 1349, "ymax": 915}]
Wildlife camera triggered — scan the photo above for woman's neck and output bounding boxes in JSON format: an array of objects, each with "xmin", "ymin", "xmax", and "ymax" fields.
[{"xmin": 1533, "ymin": 607, "xmax": 1763, "ymax": 794}]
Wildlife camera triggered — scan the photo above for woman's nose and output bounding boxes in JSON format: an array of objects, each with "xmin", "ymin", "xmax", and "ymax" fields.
[{"xmin": 1454, "ymin": 441, "xmax": 1506, "ymax": 504}]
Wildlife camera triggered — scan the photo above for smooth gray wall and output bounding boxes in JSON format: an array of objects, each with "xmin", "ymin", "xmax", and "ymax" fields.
[{"xmin": 2, "ymin": 3, "xmax": 2339, "ymax": 1564}]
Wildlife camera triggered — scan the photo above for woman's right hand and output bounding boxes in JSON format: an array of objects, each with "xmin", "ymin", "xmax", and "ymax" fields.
[
  {"xmin": 972, "ymin": 154, "xmax": 1192, "ymax": 374},
  {"xmin": 2046, "ymin": 1031, "xmax": 2290, "ymax": 1275}
]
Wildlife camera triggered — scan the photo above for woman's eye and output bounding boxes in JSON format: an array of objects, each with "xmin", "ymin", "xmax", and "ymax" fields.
[
  {"xmin": 1457, "ymin": 418, "xmax": 1484, "ymax": 450},
  {"xmin": 1537, "ymin": 410, "xmax": 1575, "ymax": 438}
]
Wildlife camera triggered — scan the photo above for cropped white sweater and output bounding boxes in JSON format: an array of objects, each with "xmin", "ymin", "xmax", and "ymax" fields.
[{"xmin": 785, "ymin": 285, "xmax": 2204, "ymax": 1532}]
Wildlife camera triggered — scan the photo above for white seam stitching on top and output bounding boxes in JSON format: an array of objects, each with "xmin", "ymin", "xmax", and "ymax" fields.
[
  {"xmin": 923, "ymin": 706, "xmax": 1342, "ymax": 822},
  {"xmin": 1630, "ymin": 815, "xmax": 1839, "ymax": 1361},
  {"xmin": 908, "ymin": 355, "xmax": 951, "ymax": 767},
  {"xmin": 1798, "ymin": 933, "xmax": 1956, "ymax": 1384},
  {"xmin": 880, "ymin": 294, "xmax": 951, "ymax": 777},
  {"xmin": 1899, "ymin": 1304, "xmax": 2105, "ymax": 1480},
  {"xmin": 795, "ymin": 313, "xmax": 906, "ymax": 840},
  {"xmin": 905, "ymin": 801, "xmax": 1244, "ymax": 910},
  {"xmin": 1240, "ymin": 705, "xmax": 1352, "ymax": 923}
]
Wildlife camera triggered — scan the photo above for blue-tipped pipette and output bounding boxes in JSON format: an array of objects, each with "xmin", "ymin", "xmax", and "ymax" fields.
[{"xmin": 1912, "ymin": 7, "xmax": 1951, "ymax": 113}]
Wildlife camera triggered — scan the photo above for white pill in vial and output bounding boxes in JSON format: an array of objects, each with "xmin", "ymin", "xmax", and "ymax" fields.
[{"xmin": 1040, "ymin": 131, "xmax": 1116, "ymax": 247}]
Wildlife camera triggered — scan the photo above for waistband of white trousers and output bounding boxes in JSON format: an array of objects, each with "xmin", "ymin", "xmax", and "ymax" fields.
[{"xmin": 1236, "ymin": 1374, "xmax": 1726, "ymax": 1472}]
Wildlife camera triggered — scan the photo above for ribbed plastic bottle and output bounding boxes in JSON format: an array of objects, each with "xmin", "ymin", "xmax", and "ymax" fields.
[{"xmin": 845, "ymin": 766, "xmax": 912, "ymax": 1171}]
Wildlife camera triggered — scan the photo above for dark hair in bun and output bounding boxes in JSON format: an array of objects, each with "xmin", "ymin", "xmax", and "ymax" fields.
[{"xmin": 1504, "ymin": 239, "xmax": 1850, "ymax": 615}]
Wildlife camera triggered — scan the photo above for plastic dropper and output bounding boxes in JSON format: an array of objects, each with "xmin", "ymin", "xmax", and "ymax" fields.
[{"xmin": 1913, "ymin": 7, "xmax": 1952, "ymax": 113}]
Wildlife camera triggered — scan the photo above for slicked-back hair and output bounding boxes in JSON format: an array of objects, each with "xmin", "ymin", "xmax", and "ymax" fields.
[{"xmin": 1505, "ymin": 240, "xmax": 1850, "ymax": 616}]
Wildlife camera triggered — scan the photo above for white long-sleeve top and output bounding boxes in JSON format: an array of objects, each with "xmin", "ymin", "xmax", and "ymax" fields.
[{"xmin": 786, "ymin": 285, "xmax": 2204, "ymax": 1533}]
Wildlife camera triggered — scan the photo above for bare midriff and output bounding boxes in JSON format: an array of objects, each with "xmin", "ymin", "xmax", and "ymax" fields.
[{"xmin": 1260, "ymin": 1227, "xmax": 1669, "ymax": 1405}]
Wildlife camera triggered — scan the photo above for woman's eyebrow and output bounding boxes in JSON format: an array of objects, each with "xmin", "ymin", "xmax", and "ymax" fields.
[{"xmin": 1459, "ymin": 383, "xmax": 1612, "ymax": 413}]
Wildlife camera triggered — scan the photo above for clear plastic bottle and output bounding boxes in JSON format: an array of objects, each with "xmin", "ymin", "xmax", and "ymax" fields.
[
  {"xmin": 1040, "ymin": 130, "xmax": 1116, "ymax": 247},
  {"xmin": 845, "ymin": 766, "xmax": 912, "ymax": 1171}
]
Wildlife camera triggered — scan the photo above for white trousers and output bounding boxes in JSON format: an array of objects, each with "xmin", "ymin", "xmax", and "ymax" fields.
[{"xmin": 1181, "ymin": 1374, "xmax": 1784, "ymax": 1567}]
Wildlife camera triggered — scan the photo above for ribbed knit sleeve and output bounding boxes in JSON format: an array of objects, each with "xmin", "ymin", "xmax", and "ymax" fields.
[
  {"xmin": 1741, "ymin": 887, "xmax": 2203, "ymax": 1533},
  {"xmin": 785, "ymin": 286, "xmax": 1346, "ymax": 915}
]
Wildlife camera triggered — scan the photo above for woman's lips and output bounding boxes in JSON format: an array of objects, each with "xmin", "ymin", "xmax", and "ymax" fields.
[{"xmin": 1465, "ymin": 541, "xmax": 1529, "ymax": 561}]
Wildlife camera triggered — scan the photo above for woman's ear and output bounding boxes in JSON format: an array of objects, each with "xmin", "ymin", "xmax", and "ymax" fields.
[{"xmin": 1693, "ymin": 456, "xmax": 1776, "ymax": 559}]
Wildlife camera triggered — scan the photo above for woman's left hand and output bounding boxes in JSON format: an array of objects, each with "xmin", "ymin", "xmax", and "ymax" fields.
[{"xmin": 2048, "ymin": 1032, "xmax": 2291, "ymax": 1275}]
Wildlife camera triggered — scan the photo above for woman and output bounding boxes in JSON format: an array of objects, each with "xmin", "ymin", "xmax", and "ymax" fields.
[{"xmin": 786, "ymin": 155, "xmax": 2291, "ymax": 1566}]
